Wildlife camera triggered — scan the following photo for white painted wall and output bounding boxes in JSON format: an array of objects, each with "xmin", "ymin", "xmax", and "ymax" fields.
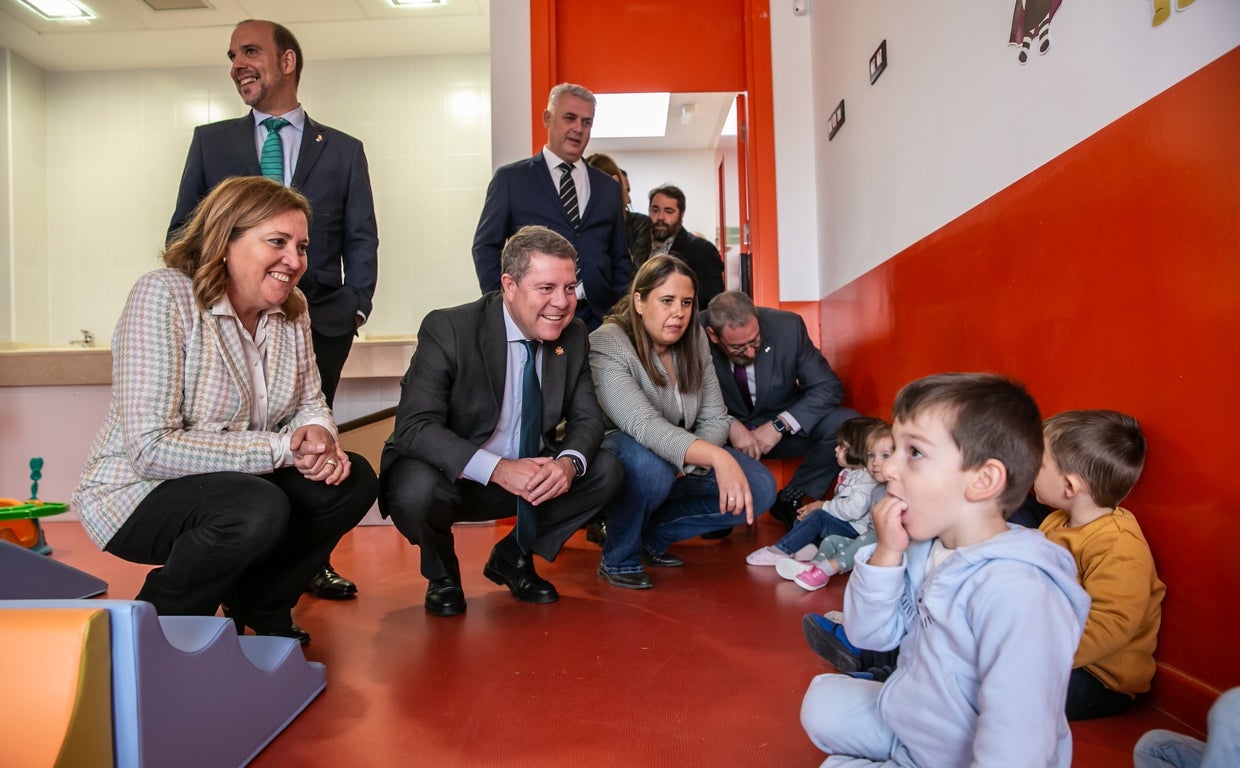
[
  {"xmin": 488, "ymin": 0, "xmax": 532, "ymax": 169},
  {"xmin": 621, "ymin": 149, "xmax": 724, "ymax": 243},
  {"xmin": 1, "ymin": 50, "xmax": 47, "ymax": 344},
  {"xmin": 0, "ymin": 385, "xmax": 110, "ymax": 514},
  {"xmin": 801, "ymin": 0, "xmax": 1240, "ymax": 299},
  {"xmin": 769, "ymin": 1, "xmax": 822, "ymax": 299},
  {"xmin": 0, "ymin": 52, "xmax": 11, "ymax": 343}
]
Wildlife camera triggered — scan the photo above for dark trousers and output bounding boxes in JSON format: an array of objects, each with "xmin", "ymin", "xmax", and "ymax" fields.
[
  {"xmin": 379, "ymin": 450, "xmax": 623, "ymax": 582},
  {"xmin": 311, "ymin": 328, "xmax": 356, "ymax": 409},
  {"xmin": 312, "ymin": 327, "xmax": 357, "ymax": 573},
  {"xmin": 1066, "ymin": 666, "xmax": 1134, "ymax": 721},
  {"xmin": 757, "ymin": 406, "xmax": 860, "ymax": 498},
  {"xmin": 105, "ymin": 455, "xmax": 377, "ymax": 628}
]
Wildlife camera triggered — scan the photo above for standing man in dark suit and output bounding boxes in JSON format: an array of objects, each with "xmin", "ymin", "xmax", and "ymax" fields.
[
  {"xmin": 380, "ymin": 226, "xmax": 622, "ymax": 617},
  {"xmin": 473, "ymin": 83, "xmax": 631, "ymax": 330},
  {"xmin": 702, "ymin": 291, "xmax": 859, "ymax": 530},
  {"xmin": 168, "ymin": 19, "xmax": 378, "ymax": 601},
  {"xmin": 649, "ymin": 184, "xmax": 725, "ymax": 310}
]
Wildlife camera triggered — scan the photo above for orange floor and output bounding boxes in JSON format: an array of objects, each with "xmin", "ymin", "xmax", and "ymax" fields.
[{"xmin": 37, "ymin": 519, "xmax": 1185, "ymax": 766}]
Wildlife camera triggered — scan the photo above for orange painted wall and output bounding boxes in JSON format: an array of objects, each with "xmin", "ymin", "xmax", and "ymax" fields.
[
  {"xmin": 819, "ymin": 48, "xmax": 1240, "ymax": 730},
  {"xmin": 527, "ymin": 0, "xmax": 782, "ymax": 305}
]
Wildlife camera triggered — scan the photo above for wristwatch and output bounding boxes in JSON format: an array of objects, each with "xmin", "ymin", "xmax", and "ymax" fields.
[
  {"xmin": 772, "ymin": 416, "xmax": 790, "ymax": 434},
  {"xmin": 563, "ymin": 454, "xmax": 586, "ymax": 477}
]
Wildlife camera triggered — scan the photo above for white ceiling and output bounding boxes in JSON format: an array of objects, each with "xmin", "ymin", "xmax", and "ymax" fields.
[
  {"xmin": 0, "ymin": 0, "xmax": 735, "ymax": 150},
  {"xmin": 0, "ymin": 0, "xmax": 490, "ymax": 71}
]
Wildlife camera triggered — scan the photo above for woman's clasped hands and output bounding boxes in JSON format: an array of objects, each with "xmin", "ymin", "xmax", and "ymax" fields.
[{"xmin": 291, "ymin": 424, "xmax": 351, "ymax": 485}]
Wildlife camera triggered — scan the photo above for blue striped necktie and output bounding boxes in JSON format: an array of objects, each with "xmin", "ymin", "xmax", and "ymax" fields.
[
  {"xmin": 260, "ymin": 117, "xmax": 289, "ymax": 183},
  {"xmin": 557, "ymin": 162, "xmax": 581, "ymax": 229}
]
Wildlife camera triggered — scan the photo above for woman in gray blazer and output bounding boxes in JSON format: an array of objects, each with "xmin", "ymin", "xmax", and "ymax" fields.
[
  {"xmin": 589, "ymin": 255, "xmax": 776, "ymax": 589},
  {"xmin": 72, "ymin": 177, "xmax": 377, "ymax": 645}
]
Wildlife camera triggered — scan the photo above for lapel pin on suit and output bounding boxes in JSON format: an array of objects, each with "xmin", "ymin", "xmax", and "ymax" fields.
[
  {"xmin": 315, "ymin": 134, "xmax": 323, "ymax": 142},
  {"xmin": 763, "ymin": 346, "xmax": 771, "ymax": 353},
  {"xmin": 555, "ymin": 346, "xmax": 564, "ymax": 356}
]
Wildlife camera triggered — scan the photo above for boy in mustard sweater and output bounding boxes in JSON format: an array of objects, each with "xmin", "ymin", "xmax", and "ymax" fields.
[{"xmin": 1034, "ymin": 409, "xmax": 1166, "ymax": 720}]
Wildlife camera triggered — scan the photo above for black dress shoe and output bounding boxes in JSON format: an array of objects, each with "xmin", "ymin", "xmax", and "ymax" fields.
[
  {"xmin": 596, "ymin": 564, "xmax": 653, "ymax": 590},
  {"xmin": 255, "ymin": 622, "xmax": 311, "ymax": 647},
  {"xmin": 483, "ymin": 549, "xmax": 558, "ymax": 604},
  {"xmin": 701, "ymin": 527, "xmax": 733, "ymax": 540},
  {"xmin": 770, "ymin": 485, "xmax": 806, "ymax": 531},
  {"xmin": 306, "ymin": 563, "xmax": 358, "ymax": 600},
  {"xmin": 642, "ymin": 546, "xmax": 684, "ymax": 568},
  {"xmin": 221, "ymin": 606, "xmax": 311, "ymax": 646},
  {"xmin": 424, "ymin": 578, "xmax": 466, "ymax": 617},
  {"xmin": 585, "ymin": 521, "xmax": 607, "ymax": 545}
]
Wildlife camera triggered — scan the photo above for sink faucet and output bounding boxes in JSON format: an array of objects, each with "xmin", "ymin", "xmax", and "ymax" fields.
[{"xmin": 69, "ymin": 329, "xmax": 95, "ymax": 348}]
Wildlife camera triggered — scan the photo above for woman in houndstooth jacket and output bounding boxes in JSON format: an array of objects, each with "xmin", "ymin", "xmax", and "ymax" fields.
[{"xmin": 72, "ymin": 177, "xmax": 376, "ymax": 645}]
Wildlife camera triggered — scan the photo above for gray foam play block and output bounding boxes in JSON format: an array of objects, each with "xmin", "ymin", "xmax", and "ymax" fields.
[
  {"xmin": 0, "ymin": 539, "xmax": 108, "ymax": 599},
  {"xmin": 0, "ymin": 600, "xmax": 326, "ymax": 767}
]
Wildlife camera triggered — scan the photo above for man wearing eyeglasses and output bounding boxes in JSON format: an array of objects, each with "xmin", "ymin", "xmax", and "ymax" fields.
[{"xmin": 702, "ymin": 291, "xmax": 859, "ymax": 530}]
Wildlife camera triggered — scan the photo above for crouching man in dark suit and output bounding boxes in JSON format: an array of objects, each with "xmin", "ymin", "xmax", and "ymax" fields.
[
  {"xmin": 379, "ymin": 226, "xmax": 622, "ymax": 616},
  {"xmin": 702, "ymin": 291, "xmax": 859, "ymax": 530}
]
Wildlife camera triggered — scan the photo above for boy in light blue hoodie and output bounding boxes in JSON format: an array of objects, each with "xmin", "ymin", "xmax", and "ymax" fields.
[{"xmin": 800, "ymin": 373, "xmax": 1090, "ymax": 768}]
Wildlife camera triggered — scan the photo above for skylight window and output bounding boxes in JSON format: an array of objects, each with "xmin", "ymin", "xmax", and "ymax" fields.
[{"xmin": 591, "ymin": 93, "xmax": 670, "ymax": 139}]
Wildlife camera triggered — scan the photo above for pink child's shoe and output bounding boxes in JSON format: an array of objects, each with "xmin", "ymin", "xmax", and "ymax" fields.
[{"xmin": 794, "ymin": 565, "xmax": 831, "ymax": 592}]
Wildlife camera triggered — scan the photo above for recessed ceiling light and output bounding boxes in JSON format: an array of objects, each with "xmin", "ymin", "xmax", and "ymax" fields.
[
  {"xmin": 389, "ymin": 0, "xmax": 443, "ymax": 6},
  {"xmin": 16, "ymin": 0, "xmax": 95, "ymax": 21},
  {"xmin": 592, "ymin": 93, "xmax": 670, "ymax": 139},
  {"xmin": 142, "ymin": 0, "xmax": 211, "ymax": 10}
]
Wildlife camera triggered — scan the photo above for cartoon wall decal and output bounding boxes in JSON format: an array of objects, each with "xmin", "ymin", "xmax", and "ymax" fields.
[
  {"xmin": 1152, "ymin": 0, "xmax": 1196, "ymax": 28},
  {"xmin": 1010, "ymin": 0, "xmax": 1064, "ymax": 64}
]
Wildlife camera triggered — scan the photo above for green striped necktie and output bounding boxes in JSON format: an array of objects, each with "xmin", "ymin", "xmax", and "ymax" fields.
[{"xmin": 260, "ymin": 117, "xmax": 290, "ymax": 183}]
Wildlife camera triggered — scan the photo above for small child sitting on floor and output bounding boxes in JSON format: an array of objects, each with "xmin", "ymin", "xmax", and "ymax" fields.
[
  {"xmin": 745, "ymin": 417, "xmax": 883, "ymax": 568},
  {"xmin": 800, "ymin": 373, "xmax": 1089, "ymax": 767},
  {"xmin": 775, "ymin": 423, "xmax": 892, "ymax": 591},
  {"xmin": 1034, "ymin": 409, "xmax": 1165, "ymax": 720},
  {"xmin": 801, "ymin": 407, "xmax": 1162, "ymax": 726}
]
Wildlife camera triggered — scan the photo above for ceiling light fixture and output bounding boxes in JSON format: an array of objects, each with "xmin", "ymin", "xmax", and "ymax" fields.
[
  {"xmin": 389, "ymin": 0, "xmax": 443, "ymax": 6},
  {"xmin": 16, "ymin": 0, "xmax": 95, "ymax": 20}
]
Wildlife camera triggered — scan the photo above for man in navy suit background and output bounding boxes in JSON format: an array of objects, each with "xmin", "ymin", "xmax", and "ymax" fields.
[
  {"xmin": 168, "ymin": 19, "xmax": 379, "ymax": 601},
  {"xmin": 648, "ymin": 184, "xmax": 725, "ymax": 310},
  {"xmin": 472, "ymin": 83, "xmax": 632, "ymax": 330}
]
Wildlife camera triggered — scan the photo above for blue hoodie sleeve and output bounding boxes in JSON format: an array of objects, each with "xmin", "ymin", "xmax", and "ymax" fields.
[
  {"xmin": 843, "ymin": 543, "xmax": 913, "ymax": 652},
  {"xmin": 966, "ymin": 560, "xmax": 1083, "ymax": 768}
]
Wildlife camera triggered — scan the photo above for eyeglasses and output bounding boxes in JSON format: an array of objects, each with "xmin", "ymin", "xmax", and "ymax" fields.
[{"xmin": 723, "ymin": 332, "xmax": 762, "ymax": 355}]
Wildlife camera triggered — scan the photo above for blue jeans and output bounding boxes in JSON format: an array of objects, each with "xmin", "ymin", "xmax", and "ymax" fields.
[
  {"xmin": 775, "ymin": 508, "xmax": 859, "ymax": 554},
  {"xmin": 599, "ymin": 430, "xmax": 776, "ymax": 574},
  {"xmin": 1134, "ymin": 687, "xmax": 1240, "ymax": 768}
]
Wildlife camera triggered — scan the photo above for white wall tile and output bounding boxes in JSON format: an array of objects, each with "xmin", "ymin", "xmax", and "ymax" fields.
[{"xmin": 15, "ymin": 53, "xmax": 490, "ymax": 346}]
